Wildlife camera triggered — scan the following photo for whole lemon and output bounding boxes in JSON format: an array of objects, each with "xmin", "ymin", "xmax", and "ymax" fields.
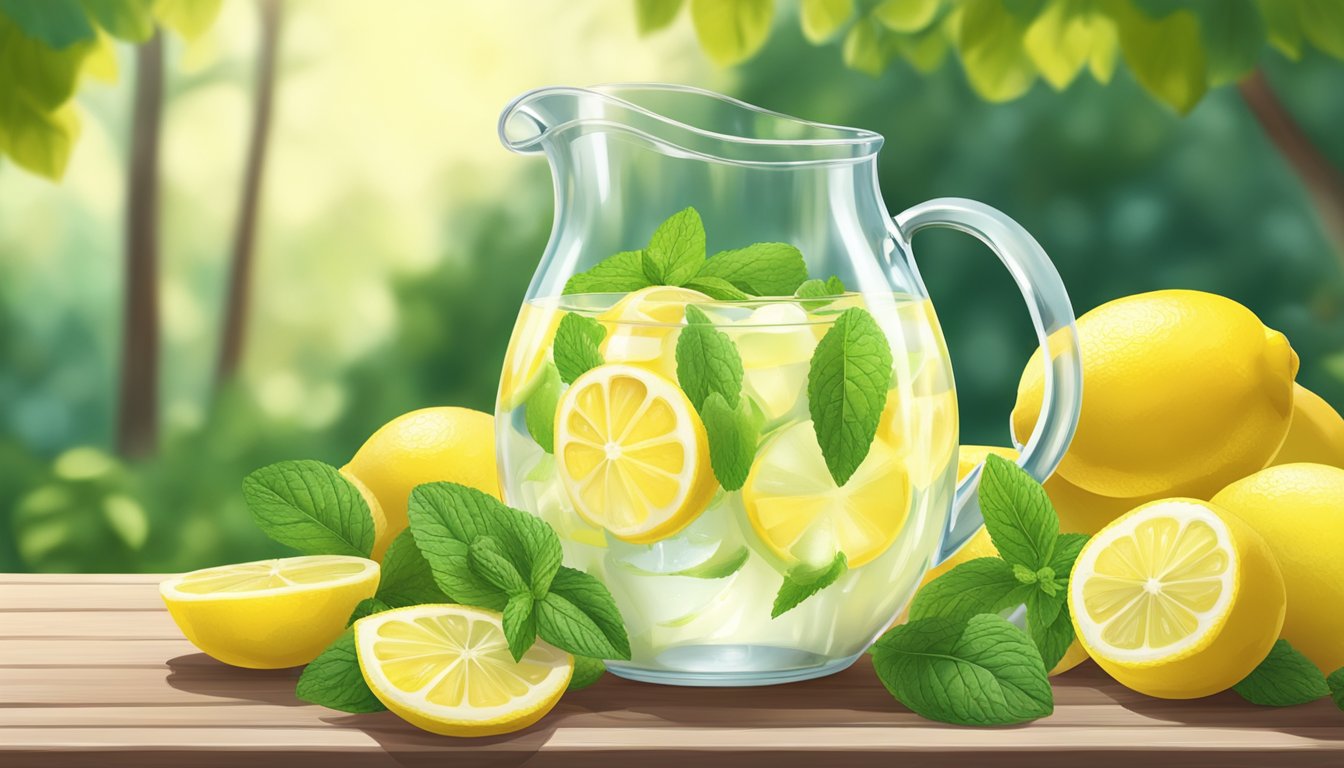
[
  {"xmin": 1013, "ymin": 290, "xmax": 1297, "ymax": 499},
  {"xmin": 1269, "ymin": 383, "xmax": 1344, "ymax": 468},
  {"xmin": 343, "ymin": 407, "xmax": 500, "ymax": 543},
  {"xmin": 1211, "ymin": 462, "xmax": 1344, "ymax": 672}
]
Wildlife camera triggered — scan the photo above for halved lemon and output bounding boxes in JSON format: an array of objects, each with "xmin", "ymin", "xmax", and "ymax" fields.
[
  {"xmin": 354, "ymin": 604, "xmax": 572, "ymax": 737},
  {"xmin": 554, "ymin": 363, "xmax": 716, "ymax": 543},
  {"xmin": 599, "ymin": 285, "xmax": 710, "ymax": 378},
  {"xmin": 499, "ymin": 301, "xmax": 564, "ymax": 409},
  {"xmin": 1068, "ymin": 499, "xmax": 1285, "ymax": 699},
  {"xmin": 161, "ymin": 555, "xmax": 379, "ymax": 669},
  {"xmin": 742, "ymin": 421, "xmax": 909, "ymax": 568}
]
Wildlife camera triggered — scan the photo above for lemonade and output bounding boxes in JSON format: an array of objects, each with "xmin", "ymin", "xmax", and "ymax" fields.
[{"xmin": 497, "ymin": 290, "xmax": 958, "ymax": 683}]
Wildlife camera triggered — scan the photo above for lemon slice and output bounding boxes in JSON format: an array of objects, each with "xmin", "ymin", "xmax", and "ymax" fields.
[
  {"xmin": 599, "ymin": 285, "xmax": 710, "ymax": 378},
  {"xmin": 1069, "ymin": 499, "xmax": 1285, "ymax": 699},
  {"xmin": 354, "ymin": 604, "xmax": 572, "ymax": 737},
  {"xmin": 499, "ymin": 301, "xmax": 563, "ymax": 408},
  {"xmin": 160, "ymin": 555, "xmax": 379, "ymax": 669},
  {"xmin": 742, "ymin": 421, "xmax": 908, "ymax": 568},
  {"xmin": 554, "ymin": 363, "xmax": 716, "ymax": 543}
]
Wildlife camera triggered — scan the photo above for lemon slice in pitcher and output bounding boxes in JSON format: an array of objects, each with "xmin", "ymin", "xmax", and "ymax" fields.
[
  {"xmin": 742, "ymin": 421, "xmax": 908, "ymax": 568},
  {"xmin": 554, "ymin": 363, "xmax": 717, "ymax": 543},
  {"xmin": 355, "ymin": 605, "xmax": 572, "ymax": 737},
  {"xmin": 1069, "ymin": 499, "xmax": 1285, "ymax": 699},
  {"xmin": 599, "ymin": 285, "xmax": 709, "ymax": 378}
]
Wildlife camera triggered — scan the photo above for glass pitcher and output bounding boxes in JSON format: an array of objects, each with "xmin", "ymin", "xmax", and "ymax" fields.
[{"xmin": 495, "ymin": 84, "xmax": 1082, "ymax": 686}]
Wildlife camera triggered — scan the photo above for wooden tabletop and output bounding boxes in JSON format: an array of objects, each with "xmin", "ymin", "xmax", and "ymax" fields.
[{"xmin": 2, "ymin": 574, "xmax": 1341, "ymax": 767}]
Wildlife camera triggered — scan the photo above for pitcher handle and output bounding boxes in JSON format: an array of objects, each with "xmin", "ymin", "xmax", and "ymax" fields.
[{"xmin": 894, "ymin": 198, "xmax": 1083, "ymax": 565}]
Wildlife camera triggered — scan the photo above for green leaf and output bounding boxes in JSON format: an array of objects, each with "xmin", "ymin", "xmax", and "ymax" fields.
[
  {"xmin": 698, "ymin": 242, "xmax": 809, "ymax": 296},
  {"xmin": 1258, "ymin": 0, "xmax": 1302, "ymax": 58},
  {"xmin": 1024, "ymin": 589, "xmax": 1073, "ymax": 671},
  {"xmin": 1299, "ymin": 0, "xmax": 1344, "ymax": 59},
  {"xmin": 690, "ymin": 0, "xmax": 774, "ymax": 66},
  {"xmin": 569, "ymin": 655, "xmax": 606, "ymax": 690},
  {"xmin": 796, "ymin": 276, "xmax": 847, "ymax": 298},
  {"xmin": 1196, "ymin": 0, "xmax": 1265, "ymax": 86},
  {"xmin": 1114, "ymin": 4, "xmax": 1207, "ymax": 114},
  {"xmin": 502, "ymin": 591, "xmax": 538, "ymax": 661},
  {"xmin": 1048, "ymin": 532, "xmax": 1088, "ymax": 577},
  {"xmin": 642, "ymin": 208, "xmax": 706, "ymax": 286},
  {"xmin": 683, "ymin": 275, "xmax": 751, "ymax": 301},
  {"xmin": 701, "ymin": 392, "xmax": 760, "ymax": 491},
  {"xmin": 81, "ymin": 0, "xmax": 155, "ymax": 42},
  {"xmin": 295, "ymin": 630, "xmax": 387, "ymax": 713},
  {"xmin": 909, "ymin": 556, "xmax": 1022, "ymax": 623},
  {"xmin": 807, "ymin": 307, "xmax": 893, "ymax": 486},
  {"xmin": 1329, "ymin": 667, "xmax": 1344, "ymax": 711},
  {"xmin": 153, "ymin": 0, "xmax": 223, "ymax": 40},
  {"xmin": 870, "ymin": 614, "xmax": 1053, "ymax": 726},
  {"xmin": 537, "ymin": 566, "xmax": 632, "ymax": 660},
  {"xmin": 1234, "ymin": 639, "xmax": 1331, "ymax": 706},
  {"xmin": 347, "ymin": 597, "xmax": 393, "ymax": 626},
  {"xmin": 0, "ymin": 0, "xmax": 96, "ymax": 49},
  {"xmin": 376, "ymin": 529, "xmax": 451, "ymax": 607},
  {"xmin": 772, "ymin": 551, "xmax": 847, "ymax": 618},
  {"xmin": 873, "ymin": 0, "xmax": 939, "ymax": 32},
  {"xmin": 553, "ymin": 312, "xmax": 606, "ymax": 384},
  {"xmin": 844, "ymin": 17, "xmax": 889, "ymax": 76},
  {"xmin": 1024, "ymin": 0, "xmax": 1104, "ymax": 90},
  {"xmin": 957, "ymin": 0, "xmax": 1038, "ymax": 102},
  {"xmin": 242, "ymin": 460, "xmax": 374, "ymax": 558},
  {"xmin": 469, "ymin": 536, "xmax": 529, "ymax": 596},
  {"xmin": 801, "ymin": 0, "xmax": 853, "ymax": 43},
  {"xmin": 978, "ymin": 454, "xmax": 1058, "ymax": 570},
  {"xmin": 675, "ymin": 305, "xmax": 744, "ymax": 410},
  {"xmin": 894, "ymin": 21, "xmax": 951, "ymax": 73},
  {"xmin": 524, "ymin": 363, "xmax": 561, "ymax": 453},
  {"xmin": 635, "ymin": 0, "xmax": 683, "ymax": 34},
  {"xmin": 563, "ymin": 250, "xmax": 651, "ymax": 295}
]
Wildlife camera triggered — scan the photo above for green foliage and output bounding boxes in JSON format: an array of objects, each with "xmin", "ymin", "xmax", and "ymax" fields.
[
  {"xmin": 806, "ymin": 306, "xmax": 892, "ymax": 486},
  {"xmin": 637, "ymin": 0, "xmax": 1344, "ymax": 113}
]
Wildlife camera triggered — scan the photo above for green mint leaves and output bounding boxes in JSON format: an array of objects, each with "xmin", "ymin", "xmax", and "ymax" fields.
[
  {"xmin": 1330, "ymin": 668, "xmax": 1344, "ymax": 712},
  {"xmin": 871, "ymin": 614, "xmax": 1054, "ymax": 726},
  {"xmin": 563, "ymin": 207, "xmax": 808, "ymax": 297},
  {"xmin": 806, "ymin": 307, "xmax": 893, "ymax": 486},
  {"xmin": 408, "ymin": 481, "xmax": 630, "ymax": 662},
  {"xmin": 772, "ymin": 551, "xmax": 847, "ymax": 618},
  {"xmin": 553, "ymin": 312, "xmax": 606, "ymax": 384},
  {"xmin": 700, "ymin": 393, "xmax": 760, "ymax": 492},
  {"xmin": 569, "ymin": 655, "xmax": 607, "ymax": 690},
  {"xmin": 1234, "ymin": 639, "xmax": 1331, "ymax": 707},
  {"xmin": 674, "ymin": 304, "xmax": 761, "ymax": 492},
  {"xmin": 296, "ymin": 629, "xmax": 386, "ymax": 713},
  {"xmin": 979, "ymin": 454, "xmax": 1060, "ymax": 569},
  {"xmin": 243, "ymin": 460, "xmax": 375, "ymax": 558},
  {"xmin": 796, "ymin": 276, "xmax": 846, "ymax": 298},
  {"xmin": 524, "ymin": 363, "xmax": 561, "ymax": 453}
]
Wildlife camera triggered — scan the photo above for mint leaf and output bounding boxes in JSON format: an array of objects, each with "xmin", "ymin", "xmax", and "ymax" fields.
[
  {"xmin": 979, "ymin": 454, "xmax": 1058, "ymax": 569},
  {"xmin": 806, "ymin": 307, "xmax": 893, "ymax": 485},
  {"xmin": 684, "ymin": 275, "xmax": 751, "ymax": 301},
  {"xmin": 1048, "ymin": 532, "xmax": 1089, "ymax": 578},
  {"xmin": 698, "ymin": 242, "xmax": 808, "ymax": 295},
  {"xmin": 1025, "ymin": 589, "xmax": 1074, "ymax": 672},
  {"xmin": 642, "ymin": 207, "xmax": 706, "ymax": 285},
  {"xmin": 909, "ymin": 556, "xmax": 1022, "ymax": 624},
  {"xmin": 772, "ymin": 551, "xmax": 847, "ymax": 618},
  {"xmin": 296, "ymin": 630, "xmax": 386, "ymax": 713},
  {"xmin": 376, "ymin": 529, "xmax": 451, "ymax": 607},
  {"xmin": 1234, "ymin": 639, "xmax": 1331, "ymax": 706},
  {"xmin": 871, "ymin": 614, "xmax": 1053, "ymax": 726},
  {"xmin": 524, "ymin": 363, "xmax": 561, "ymax": 453},
  {"xmin": 347, "ymin": 597, "xmax": 393, "ymax": 626},
  {"xmin": 563, "ymin": 250, "xmax": 651, "ymax": 295},
  {"xmin": 674, "ymin": 546, "xmax": 749, "ymax": 579},
  {"xmin": 502, "ymin": 592, "xmax": 538, "ymax": 662},
  {"xmin": 553, "ymin": 313, "xmax": 606, "ymax": 384},
  {"xmin": 675, "ymin": 304, "xmax": 744, "ymax": 410},
  {"xmin": 537, "ymin": 566, "xmax": 631, "ymax": 660},
  {"xmin": 701, "ymin": 391, "xmax": 759, "ymax": 491},
  {"xmin": 1329, "ymin": 668, "xmax": 1344, "ymax": 711},
  {"xmin": 243, "ymin": 460, "xmax": 374, "ymax": 557},
  {"xmin": 569, "ymin": 655, "xmax": 606, "ymax": 690},
  {"xmin": 796, "ymin": 275, "xmax": 847, "ymax": 298},
  {"xmin": 469, "ymin": 536, "xmax": 528, "ymax": 596}
]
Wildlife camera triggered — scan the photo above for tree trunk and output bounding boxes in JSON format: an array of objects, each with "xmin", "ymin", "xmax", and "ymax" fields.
[
  {"xmin": 1239, "ymin": 69, "xmax": 1344, "ymax": 267},
  {"xmin": 116, "ymin": 33, "xmax": 165, "ymax": 458},
  {"xmin": 215, "ymin": 0, "xmax": 284, "ymax": 386}
]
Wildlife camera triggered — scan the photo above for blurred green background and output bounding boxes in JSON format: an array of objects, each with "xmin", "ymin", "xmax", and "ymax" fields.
[{"xmin": 1, "ymin": 1, "xmax": 1341, "ymax": 573}]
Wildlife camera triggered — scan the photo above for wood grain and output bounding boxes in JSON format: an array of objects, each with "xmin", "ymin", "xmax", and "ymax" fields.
[{"xmin": 1, "ymin": 574, "xmax": 1340, "ymax": 768}]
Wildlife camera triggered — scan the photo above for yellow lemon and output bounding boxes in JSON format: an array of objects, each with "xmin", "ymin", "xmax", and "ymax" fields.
[
  {"xmin": 743, "ymin": 420, "xmax": 908, "ymax": 569},
  {"xmin": 355, "ymin": 604, "xmax": 572, "ymax": 737},
  {"xmin": 343, "ymin": 407, "xmax": 500, "ymax": 543},
  {"xmin": 1269, "ymin": 383, "xmax": 1344, "ymax": 468},
  {"xmin": 598, "ymin": 285, "xmax": 710, "ymax": 379},
  {"xmin": 340, "ymin": 468, "xmax": 390, "ymax": 561},
  {"xmin": 1069, "ymin": 499, "xmax": 1285, "ymax": 699},
  {"xmin": 1212, "ymin": 462, "xmax": 1344, "ymax": 672},
  {"xmin": 553, "ymin": 364, "xmax": 716, "ymax": 543},
  {"xmin": 498, "ymin": 301, "xmax": 563, "ymax": 409},
  {"xmin": 1013, "ymin": 290, "xmax": 1297, "ymax": 499},
  {"xmin": 161, "ymin": 555, "xmax": 379, "ymax": 669}
]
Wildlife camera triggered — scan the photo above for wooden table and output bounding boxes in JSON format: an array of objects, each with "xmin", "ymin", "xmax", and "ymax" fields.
[{"xmin": 3, "ymin": 574, "xmax": 1341, "ymax": 767}]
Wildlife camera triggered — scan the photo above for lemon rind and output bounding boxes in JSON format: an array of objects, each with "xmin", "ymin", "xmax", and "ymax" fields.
[{"xmin": 159, "ymin": 555, "xmax": 380, "ymax": 603}]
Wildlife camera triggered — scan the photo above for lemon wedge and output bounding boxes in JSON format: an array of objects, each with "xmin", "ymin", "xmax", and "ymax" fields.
[
  {"xmin": 1068, "ymin": 499, "xmax": 1285, "ymax": 699},
  {"xmin": 161, "ymin": 555, "xmax": 379, "ymax": 669},
  {"xmin": 742, "ymin": 420, "xmax": 908, "ymax": 568},
  {"xmin": 499, "ymin": 301, "xmax": 563, "ymax": 409},
  {"xmin": 355, "ymin": 604, "xmax": 572, "ymax": 737},
  {"xmin": 599, "ymin": 285, "xmax": 710, "ymax": 378},
  {"xmin": 554, "ymin": 363, "xmax": 716, "ymax": 543}
]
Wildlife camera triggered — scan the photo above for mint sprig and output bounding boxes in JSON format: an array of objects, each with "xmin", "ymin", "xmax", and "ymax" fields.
[
  {"xmin": 700, "ymin": 393, "xmax": 760, "ymax": 492},
  {"xmin": 697, "ymin": 242, "xmax": 808, "ymax": 296},
  {"xmin": 1234, "ymin": 639, "xmax": 1331, "ymax": 706},
  {"xmin": 563, "ymin": 250, "xmax": 648, "ymax": 295},
  {"xmin": 642, "ymin": 207, "xmax": 706, "ymax": 285},
  {"xmin": 242, "ymin": 460, "xmax": 375, "ymax": 558},
  {"xmin": 675, "ymin": 305, "xmax": 744, "ymax": 410},
  {"xmin": 375, "ymin": 529, "xmax": 452, "ymax": 607},
  {"xmin": 796, "ymin": 276, "xmax": 846, "ymax": 298},
  {"xmin": 772, "ymin": 551, "xmax": 847, "ymax": 618},
  {"xmin": 553, "ymin": 312, "xmax": 606, "ymax": 384},
  {"xmin": 979, "ymin": 454, "xmax": 1060, "ymax": 570},
  {"xmin": 296, "ymin": 629, "xmax": 386, "ymax": 713},
  {"xmin": 806, "ymin": 307, "xmax": 893, "ymax": 486}
]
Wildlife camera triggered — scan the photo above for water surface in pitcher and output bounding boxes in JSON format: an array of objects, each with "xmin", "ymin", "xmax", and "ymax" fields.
[{"xmin": 496, "ymin": 289, "xmax": 958, "ymax": 683}]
